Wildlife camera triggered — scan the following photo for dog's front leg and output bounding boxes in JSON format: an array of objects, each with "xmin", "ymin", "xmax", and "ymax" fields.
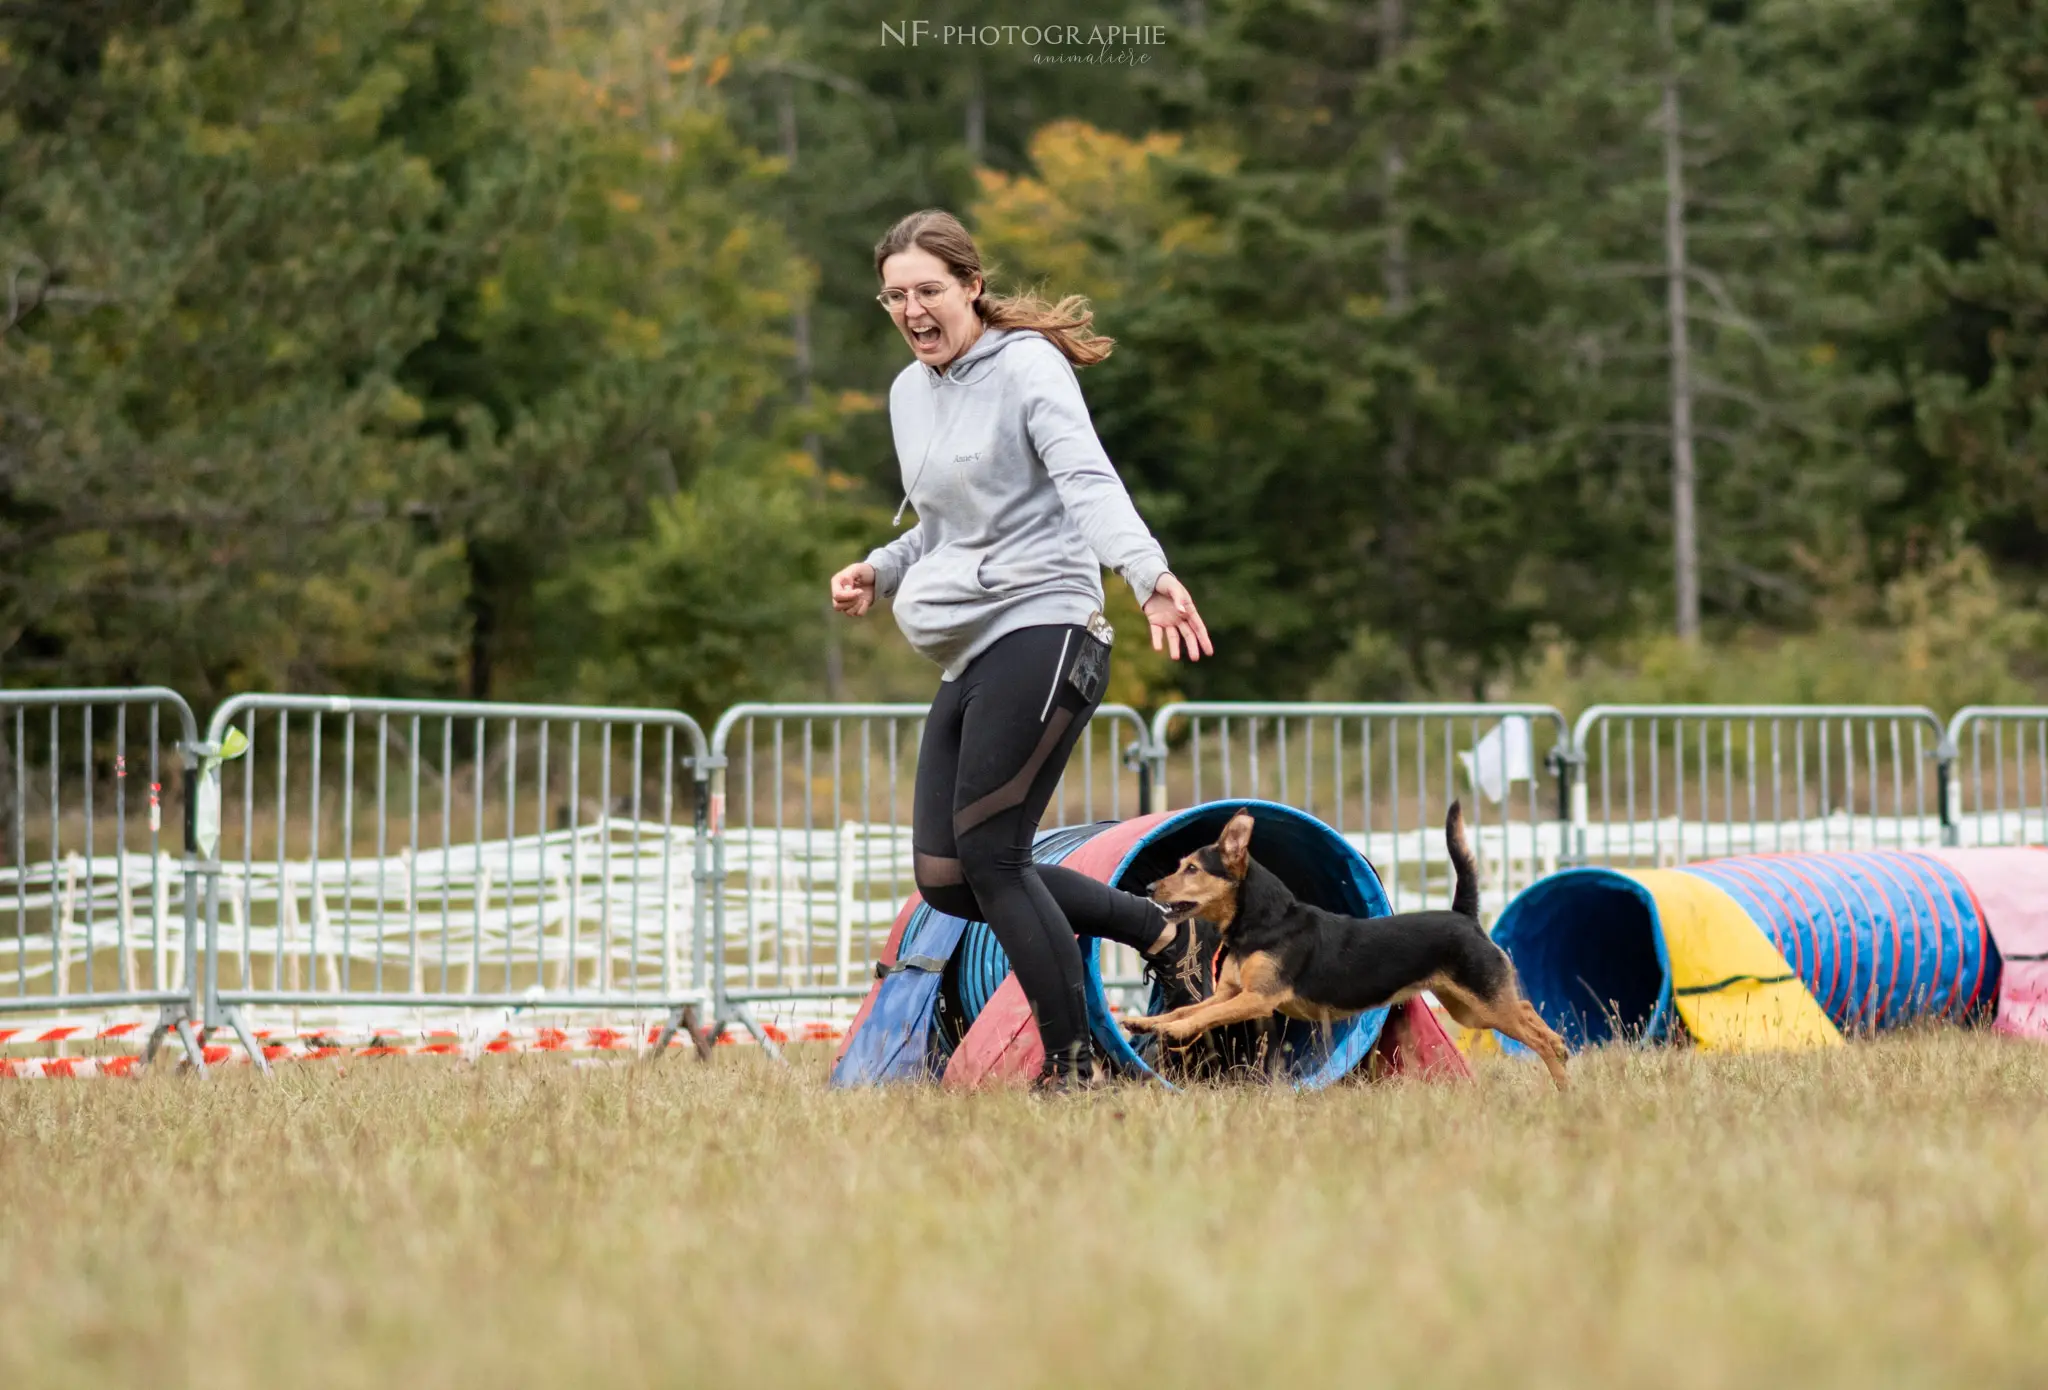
[
  {"xmin": 1125, "ymin": 972, "xmax": 1241, "ymax": 1036},
  {"xmin": 1148, "ymin": 989, "xmax": 1286, "ymax": 1045},
  {"xmin": 1125, "ymin": 992, "xmax": 1228, "ymax": 1035}
]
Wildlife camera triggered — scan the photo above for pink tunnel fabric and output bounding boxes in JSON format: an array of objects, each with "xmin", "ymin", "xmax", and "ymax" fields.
[{"xmin": 1918, "ymin": 848, "xmax": 2048, "ymax": 1040}]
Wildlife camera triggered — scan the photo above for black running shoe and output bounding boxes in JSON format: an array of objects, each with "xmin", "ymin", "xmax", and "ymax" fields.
[
  {"xmin": 1140, "ymin": 913, "xmax": 1209, "ymax": 1015},
  {"xmin": 1031, "ymin": 1039, "xmax": 1100, "ymax": 1094}
]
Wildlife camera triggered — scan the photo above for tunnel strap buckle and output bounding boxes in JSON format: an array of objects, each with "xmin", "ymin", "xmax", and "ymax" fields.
[{"xmin": 875, "ymin": 953, "xmax": 950, "ymax": 980}]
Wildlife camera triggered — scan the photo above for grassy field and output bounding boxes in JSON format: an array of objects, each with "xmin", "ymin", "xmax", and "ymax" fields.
[{"xmin": 2, "ymin": 1033, "xmax": 2043, "ymax": 1389}]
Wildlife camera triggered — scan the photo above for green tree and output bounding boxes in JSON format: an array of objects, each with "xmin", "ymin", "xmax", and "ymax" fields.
[
  {"xmin": 539, "ymin": 461, "xmax": 835, "ymax": 720},
  {"xmin": 386, "ymin": 0, "xmax": 855, "ymax": 702},
  {"xmin": 1781, "ymin": 0, "xmax": 2048, "ymax": 580},
  {"xmin": 2, "ymin": 0, "xmax": 467, "ymax": 695},
  {"xmin": 1033, "ymin": 0, "xmax": 1611, "ymax": 695},
  {"xmin": 1, "ymin": 0, "xmax": 861, "ymax": 706}
]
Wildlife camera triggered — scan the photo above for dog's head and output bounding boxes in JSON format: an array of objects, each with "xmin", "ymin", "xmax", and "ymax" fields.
[{"xmin": 1147, "ymin": 809, "xmax": 1255, "ymax": 928}]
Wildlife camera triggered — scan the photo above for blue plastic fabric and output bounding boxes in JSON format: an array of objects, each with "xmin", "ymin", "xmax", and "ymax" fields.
[
  {"xmin": 953, "ymin": 920, "xmax": 1006, "ymax": 1022},
  {"xmin": 1678, "ymin": 852, "xmax": 1999, "ymax": 1031},
  {"xmin": 1489, "ymin": 868, "xmax": 1677, "ymax": 1049},
  {"xmin": 1071, "ymin": 800, "xmax": 1394, "ymax": 1091},
  {"xmin": 827, "ymin": 908, "xmax": 970, "ymax": 1086},
  {"xmin": 831, "ymin": 823, "xmax": 1114, "ymax": 1087}
]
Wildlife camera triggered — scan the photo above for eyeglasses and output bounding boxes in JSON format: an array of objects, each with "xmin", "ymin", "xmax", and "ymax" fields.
[{"xmin": 876, "ymin": 282, "xmax": 955, "ymax": 313}]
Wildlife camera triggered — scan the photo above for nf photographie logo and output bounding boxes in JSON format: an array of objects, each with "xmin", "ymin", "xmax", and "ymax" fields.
[{"xmin": 880, "ymin": 21, "xmax": 1168, "ymax": 65}]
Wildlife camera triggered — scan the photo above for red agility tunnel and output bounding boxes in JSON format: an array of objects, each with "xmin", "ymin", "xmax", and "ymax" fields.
[{"xmin": 833, "ymin": 801, "xmax": 1470, "ymax": 1090}]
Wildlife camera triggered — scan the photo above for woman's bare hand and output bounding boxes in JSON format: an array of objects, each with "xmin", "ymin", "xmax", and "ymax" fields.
[
  {"xmin": 830, "ymin": 562, "xmax": 877, "ymax": 617},
  {"xmin": 1142, "ymin": 573, "xmax": 1213, "ymax": 662}
]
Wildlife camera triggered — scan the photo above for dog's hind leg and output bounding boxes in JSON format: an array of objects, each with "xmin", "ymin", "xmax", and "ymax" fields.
[
  {"xmin": 1497, "ymin": 998, "xmax": 1571, "ymax": 1092},
  {"xmin": 1429, "ymin": 978, "xmax": 1496, "ymax": 1044},
  {"xmin": 1436, "ymin": 979, "xmax": 1571, "ymax": 1092},
  {"xmin": 1511, "ymin": 998, "xmax": 1573, "ymax": 1090}
]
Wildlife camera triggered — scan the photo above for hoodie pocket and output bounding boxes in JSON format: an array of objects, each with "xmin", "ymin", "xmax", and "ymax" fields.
[
  {"xmin": 974, "ymin": 534, "xmax": 1092, "ymax": 596},
  {"xmin": 898, "ymin": 545, "xmax": 993, "ymax": 610}
]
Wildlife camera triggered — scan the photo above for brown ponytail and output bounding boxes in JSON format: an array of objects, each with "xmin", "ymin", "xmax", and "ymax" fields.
[{"xmin": 873, "ymin": 208, "xmax": 1114, "ymax": 367}]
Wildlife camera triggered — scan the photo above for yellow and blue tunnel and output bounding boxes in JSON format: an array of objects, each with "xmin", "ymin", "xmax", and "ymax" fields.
[{"xmin": 1492, "ymin": 849, "xmax": 2048, "ymax": 1052}]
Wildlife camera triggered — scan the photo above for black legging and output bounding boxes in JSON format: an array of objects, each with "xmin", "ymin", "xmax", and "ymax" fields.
[{"xmin": 912, "ymin": 624, "xmax": 1163, "ymax": 1064}]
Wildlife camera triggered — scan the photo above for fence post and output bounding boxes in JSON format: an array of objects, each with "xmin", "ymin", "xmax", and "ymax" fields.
[
  {"xmin": 174, "ymin": 728, "xmax": 217, "ymax": 1075},
  {"xmin": 1146, "ymin": 708, "xmax": 1174, "ymax": 816},
  {"xmin": 179, "ymin": 732, "xmax": 209, "ymax": 1023},
  {"xmin": 1126, "ymin": 734, "xmax": 1155, "ymax": 817},
  {"xmin": 689, "ymin": 748, "xmax": 723, "ymax": 1017},
  {"xmin": 700, "ymin": 710, "xmax": 775, "ymax": 1054},
  {"xmin": 186, "ymin": 724, "xmax": 268, "ymax": 1072},
  {"xmin": 1548, "ymin": 737, "xmax": 1585, "ymax": 870},
  {"xmin": 1936, "ymin": 729, "xmax": 1960, "ymax": 847}
]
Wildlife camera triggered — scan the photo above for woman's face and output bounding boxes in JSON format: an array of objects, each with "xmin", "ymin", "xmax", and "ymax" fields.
[{"xmin": 880, "ymin": 247, "xmax": 983, "ymax": 369}]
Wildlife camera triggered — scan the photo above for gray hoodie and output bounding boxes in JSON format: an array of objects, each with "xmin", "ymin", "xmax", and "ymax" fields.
[{"xmin": 863, "ymin": 327, "xmax": 1170, "ymax": 680}]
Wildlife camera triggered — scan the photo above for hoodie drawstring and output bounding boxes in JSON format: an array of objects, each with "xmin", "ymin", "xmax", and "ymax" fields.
[
  {"xmin": 893, "ymin": 370, "xmax": 942, "ymax": 527},
  {"xmin": 892, "ymin": 330, "xmax": 1015, "ymax": 526}
]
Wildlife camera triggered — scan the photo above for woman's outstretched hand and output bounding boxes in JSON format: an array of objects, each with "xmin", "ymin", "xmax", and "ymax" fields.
[
  {"xmin": 1143, "ymin": 573, "xmax": 1214, "ymax": 662},
  {"xmin": 830, "ymin": 562, "xmax": 877, "ymax": 617}
]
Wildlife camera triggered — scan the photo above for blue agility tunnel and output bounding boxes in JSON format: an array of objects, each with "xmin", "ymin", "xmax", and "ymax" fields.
[
  {"xmin": 835, "ymin": 800, "xmax": 1468, "ymax": 1089},
  {"xmin": 830, "ymin": 822, "xmax": 1105, "ymax": 1087}
]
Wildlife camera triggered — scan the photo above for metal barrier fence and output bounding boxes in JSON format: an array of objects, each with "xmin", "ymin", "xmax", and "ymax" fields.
[
  {"xmin": 1146, "ymin": 703, "xmax": 1573, "ymax": 917},
  {"xmin": 0, "ymin": 689, "xmax": 210, "ymax": 1067},
  {"xmin": 1945, "ymin": 707, "xmax": 2048, "ymax": 848},
  {"xmin": 18, "ymin": 685, "xmax": 2048, "ymax": 1074},
  {"xmin": 706, "ymin": 702, "xmax": 1153, "ymax": 1017},
  {"xmin": 198, "ymin": 695, "xmax": 718, "ymax": 1069},
  {"xmin": 1568, "ymin": 704, "xmax": 1951, "ymax": 868}
]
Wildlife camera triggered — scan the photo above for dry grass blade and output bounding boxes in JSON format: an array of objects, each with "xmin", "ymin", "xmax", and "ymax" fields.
[{"xmin": 2, "ymin": 1032, "xmax": 2043, "ymax": 1388}]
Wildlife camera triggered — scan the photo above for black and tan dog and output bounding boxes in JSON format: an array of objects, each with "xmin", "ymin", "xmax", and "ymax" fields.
[{"xmin": 1125, "ymin": 802, "xmax": 1571, "ymax": 1090}]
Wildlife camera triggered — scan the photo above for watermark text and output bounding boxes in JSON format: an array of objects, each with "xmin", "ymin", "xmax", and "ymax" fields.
[{"xmin": 880, "ymin": 22, "xmax": 1168, "ymax": 48}]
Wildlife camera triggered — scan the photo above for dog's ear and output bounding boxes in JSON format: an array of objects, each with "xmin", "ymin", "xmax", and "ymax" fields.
[{"xmin": 1218, "ymin": 809, "xmax": 1255, "ymax": 876}]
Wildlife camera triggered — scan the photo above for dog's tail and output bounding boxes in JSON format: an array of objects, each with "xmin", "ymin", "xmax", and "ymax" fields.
[{"xmin": 1446, "ymin": 800, "xmax": 1480, "ymax": 919}]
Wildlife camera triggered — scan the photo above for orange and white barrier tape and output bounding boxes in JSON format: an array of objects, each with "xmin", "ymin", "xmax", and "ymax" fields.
[
  {"xmin": 0, "ymin": 1022, "xmax": 147, "ymax": 1048},
  {"xmin": 0, "ymin": 1016, "xmax": 850, "ymax": 1077},
  {"xmin": 0, "ymin": 1055, "xmax": 145, "ymax": 1079}
]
